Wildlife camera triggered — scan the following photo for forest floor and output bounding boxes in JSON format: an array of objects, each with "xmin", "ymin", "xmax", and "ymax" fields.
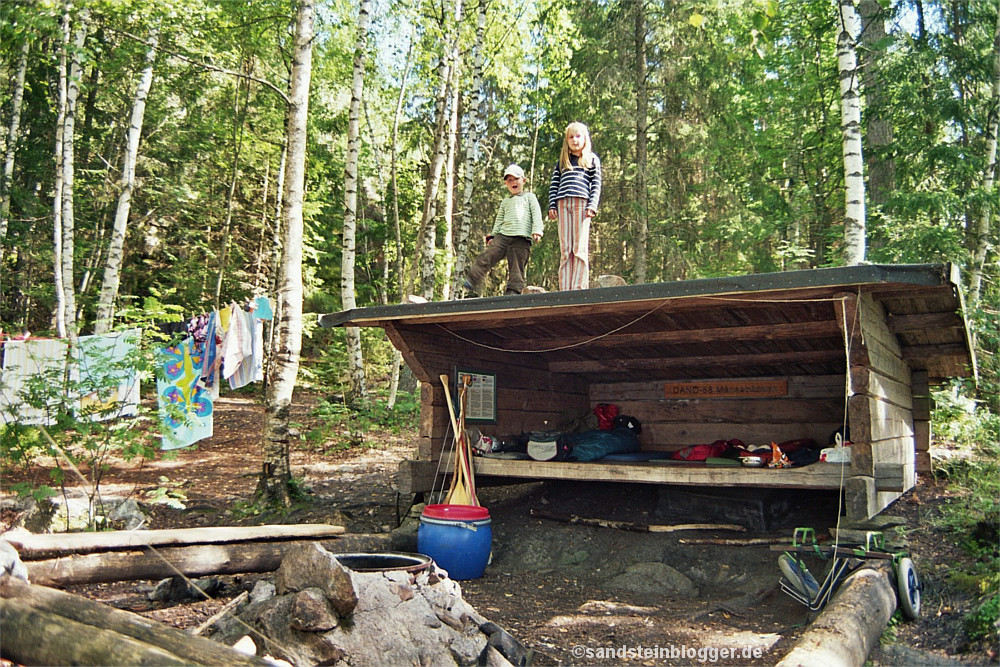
[{"xmin": 1, "ymin": 393, "xmax": 996, "ymax": 666}]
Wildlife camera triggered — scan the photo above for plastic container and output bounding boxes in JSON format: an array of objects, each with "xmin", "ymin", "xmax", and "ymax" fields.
[{"xmin": 418, "ymin": 504, "xmax": 491, "ymax": 580}]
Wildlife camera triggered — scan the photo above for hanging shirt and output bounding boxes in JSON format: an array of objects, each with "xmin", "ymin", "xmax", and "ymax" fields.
[{"xmin": 227, "ymin": 308, "xmax": 257, "ymax": 390}]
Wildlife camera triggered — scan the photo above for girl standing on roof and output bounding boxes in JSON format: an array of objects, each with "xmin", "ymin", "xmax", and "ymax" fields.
[{"xmin": 547, "ymin": 122, "xmax": 602, "ymax": 291}]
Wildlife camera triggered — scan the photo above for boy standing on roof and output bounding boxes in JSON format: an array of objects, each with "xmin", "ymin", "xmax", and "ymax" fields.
[{"xmin": 462, "ymin": 164, "xmax": 543, "ymax": 297}]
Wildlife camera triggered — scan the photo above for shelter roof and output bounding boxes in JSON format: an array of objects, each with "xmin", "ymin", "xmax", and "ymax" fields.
[{"xmin": 319, "ymin": 264, "xmax": 976, "ymax": 384}]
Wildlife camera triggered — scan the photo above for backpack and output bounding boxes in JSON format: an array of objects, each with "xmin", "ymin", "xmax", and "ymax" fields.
[{"xmin": 527, "ymin": 430, "xmax": 572, "ymax": 461}]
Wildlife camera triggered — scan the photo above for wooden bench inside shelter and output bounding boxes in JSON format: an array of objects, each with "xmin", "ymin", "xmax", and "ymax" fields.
[{"xmin": 319, "ymin": 264, "xmax": 976, "ymax": 521}]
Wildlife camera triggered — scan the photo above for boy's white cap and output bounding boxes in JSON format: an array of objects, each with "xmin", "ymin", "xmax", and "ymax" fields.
[{"xmin": 503, "ymin": 164, "xmax": 525, "ymax": 179}]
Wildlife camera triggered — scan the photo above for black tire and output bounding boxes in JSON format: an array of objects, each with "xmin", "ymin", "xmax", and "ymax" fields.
[{"xmin": 896, "ymin": 557, "xmax": 921, "ymax": 619}]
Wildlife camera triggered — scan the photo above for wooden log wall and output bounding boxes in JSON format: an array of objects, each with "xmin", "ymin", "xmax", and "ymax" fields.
[
  {"xmin": 590, "ymin": 375, "xmax": 846, "ymax": 451},
  {"xmin": 912, "ymin": 371, "xmax": 932, "ymax": 473},
  {"xmin": 388, "ymin": 324, "xmax": 589, "ymax": 460},
  {"xmin": 839, "ymin": 293, "xmax": 916, "ymax": 520}
]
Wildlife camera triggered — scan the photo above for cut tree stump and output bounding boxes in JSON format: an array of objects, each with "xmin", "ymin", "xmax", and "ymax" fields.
[
  {"xmin": 0, "ymin": 575, "xmax": 269, "ymax": 666},
  {"xmin": 776, "ymin": 562, "xmax": 897, "ymax": 667}
]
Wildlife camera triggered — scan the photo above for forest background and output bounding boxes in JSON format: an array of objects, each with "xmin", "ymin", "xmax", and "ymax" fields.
[{"xmin": 1, "ymin": 1, "xmax": 998, "ymax": 494}]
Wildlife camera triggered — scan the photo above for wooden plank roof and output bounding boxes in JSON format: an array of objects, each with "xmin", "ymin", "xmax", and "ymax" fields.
[{"xmin": 319, "ymin": 263, "xmax": 976, "ymax": 384}]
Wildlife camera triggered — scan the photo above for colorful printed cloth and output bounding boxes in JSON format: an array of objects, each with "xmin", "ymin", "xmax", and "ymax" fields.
[{"xmin": 157, "ymin": 336, "xmax": 213, "ymax": 450}]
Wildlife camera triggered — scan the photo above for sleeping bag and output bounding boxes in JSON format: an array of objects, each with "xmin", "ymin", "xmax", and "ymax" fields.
[{"xmin": 565, "ymin": 426, "xmax": 640, "ymax": 462}]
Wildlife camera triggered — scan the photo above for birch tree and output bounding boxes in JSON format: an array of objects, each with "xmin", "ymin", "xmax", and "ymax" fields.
[
  {"xmin": 342, "ymin": 0, "xmax": 371, "ymax": 401},
  {"xmin": 969, "ymin": 4, "xmax": 1000, "ymax": 308},
  {"xmin": 387, "ymin": 36, "xmax": 415, "ymax": 409},
  {"xmin": 836, "ymin": 0, "xmax": 866, "ymax": 265},
  {"xmin": 52, "ymin": 5, "xmax": 69, "ymax": 338},
  {"xmin": 417, "ymin": 0, "xmax": 463, "ymax": 299},
  {"xmin": 94, "ymin": 27, "xmax": 158, "ymax": 334},
  {"xmin": 450, "ymin": 0, "xmax": 487, "ymax": 297},
  {"xmin": 259, "ymin": 0, "xmax": 314, "ymax": 506},
  {"xmin": 633, "ymin": 0, "xmax": 649, "ymax": 284},
  {"xmin": 0, "ymin": 37, "xmax": 29, "ymax": 254}
]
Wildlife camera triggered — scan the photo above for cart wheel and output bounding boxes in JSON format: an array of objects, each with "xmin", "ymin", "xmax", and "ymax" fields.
[{"xmin": 896, "ymin": 557, "xmax": 921, "ymax": 619}]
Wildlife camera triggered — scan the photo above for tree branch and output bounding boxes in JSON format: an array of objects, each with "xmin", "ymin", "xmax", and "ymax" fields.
[{"xmin": 104, "ymin": 27, "xmax": 290, "ymax": 105}]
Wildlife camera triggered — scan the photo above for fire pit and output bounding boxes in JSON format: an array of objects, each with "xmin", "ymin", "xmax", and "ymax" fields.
[{"xmin": 333, "ymin": 552, "xmax": 432, "ymax": 573}]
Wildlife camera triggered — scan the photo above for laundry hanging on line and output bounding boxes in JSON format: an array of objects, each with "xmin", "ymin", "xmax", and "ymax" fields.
[{"xmin": 0, "ymin": 329, "xmax": 141, "ymax": 427}]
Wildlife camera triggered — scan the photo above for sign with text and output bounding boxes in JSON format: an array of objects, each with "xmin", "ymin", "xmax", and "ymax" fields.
[
  {"xmin": 664, "ymin": 379, "xmax": 788, "ymax": 398},
  {"xmin": 456, "ymin": 369, "xmax": 497, "ymax": 423}
]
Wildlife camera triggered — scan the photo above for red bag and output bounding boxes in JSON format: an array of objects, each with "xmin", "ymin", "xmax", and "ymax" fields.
[
  {"xmin": 670, "ymin": 440, "xmax": 731, "ymax": 461},
  {"xmin": 593, "ymin": 403, "xmax": 619, "ymax": 430}
]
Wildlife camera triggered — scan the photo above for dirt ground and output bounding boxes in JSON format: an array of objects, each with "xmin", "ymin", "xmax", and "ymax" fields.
[{"xmin": 1, "ymin": 394, "xmax": 996, "ymax": 666}]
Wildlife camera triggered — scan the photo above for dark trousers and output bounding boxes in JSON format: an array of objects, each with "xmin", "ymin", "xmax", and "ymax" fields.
[{"xmin": 467, "ymin": 234, "xmax": 532, "ymax": 295}]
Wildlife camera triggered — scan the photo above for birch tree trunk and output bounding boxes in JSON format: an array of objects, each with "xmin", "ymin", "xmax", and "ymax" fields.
[
  {"xmin": 417, "ymin": 0, "xmax": 463, "ymax": 299},
  {"xmin": 342, "ymin": 0, "xmax": 371, "ymax": 402},
  {"xmin": 837, "ymin": 0, "xmax": 866, "ymax": 266},
  {"xmin": 441, "ymin": 62, "xmax": 461, "ymax": 301},
  {"xmin": 633, "ymin": 0, "xmax": 649, "ymax": 284},
  {"xmin": 451, "ymin": 0, "xmax": 487, "ymax": 297},
  {"xmin": 258, "ymin": 0, "xmax": 314, "ymax": 506},
  {"xmin": 969, "ymin": 5, "xmax": 1000, "ymax": 307},
  {"xmin": 0, "ymin": 37, "xmax": 29, "ymax": 253},
  {"xmin": 94, "ymin": 28, "xmax": 158, "ymax": 335},
  {"xmin": 59, "ymin": 3, "xmax": 89, "ymax": 337},
  {"xmin": 52, "ymin": 6, "xmax": 69, "ymax": 337},
  {"xmin": 387, "ymin": 37, "xmax": 415, "ymax": 409}
]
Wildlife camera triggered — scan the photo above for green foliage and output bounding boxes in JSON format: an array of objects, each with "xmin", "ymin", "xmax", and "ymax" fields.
[
  {"xmin": 304, "ymin": 391, "xmax": 419, "ymax": 451},
  {"xmin": 932, "ymin": 381, "xmax": 1000, "ymax": 645}
]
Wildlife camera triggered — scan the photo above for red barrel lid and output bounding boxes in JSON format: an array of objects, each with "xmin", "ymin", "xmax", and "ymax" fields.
[{"xmin": 422, "ymin": 503, "xmax": 490, "ymax": 520}]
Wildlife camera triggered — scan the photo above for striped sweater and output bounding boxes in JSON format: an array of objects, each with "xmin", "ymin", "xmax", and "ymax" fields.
[{"xmin": 547, "ymin": 153, "xmax": 602, "ymax": 213}]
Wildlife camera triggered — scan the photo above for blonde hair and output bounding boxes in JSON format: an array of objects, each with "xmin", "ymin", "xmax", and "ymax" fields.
[{"xmin": 559, "ymin": 122, "xmax": 595, "ymax": 171}]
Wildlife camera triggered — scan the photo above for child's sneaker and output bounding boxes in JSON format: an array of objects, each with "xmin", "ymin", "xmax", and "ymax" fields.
[{"xmin": 779, "ymin": 553, "xmax": 820, "ymax": 600}]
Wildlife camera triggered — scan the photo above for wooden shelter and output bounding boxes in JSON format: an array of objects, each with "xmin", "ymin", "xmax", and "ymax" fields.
[{"xmin": 320, "ymin": 264, "xmax": 976, "ymax": 520}]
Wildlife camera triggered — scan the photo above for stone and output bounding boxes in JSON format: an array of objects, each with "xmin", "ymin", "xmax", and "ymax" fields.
[
  {"xmin": 291, "ymin": 588, "xmax": 339, "ymax": 632},
  {"xmin": 606, "ymin": 561, "xmax": 698, "ymax": 597},
  {"xmin": 0, "ymin": 540, "xmax": 28, "ymax": 581},
  {"xmin": 523, "ymin": 285, "xmax": 546, "ymax": 294},
  {"xmin": 108, "ymin": 498, "xmax": 147, "ymax": 530},
  {"xmin": 595, "ymin": 274, "xmax": 627, "ymax": 287},
  {"xmin": 250, "ymin": 579, "xmax": 276, "ymax": 604},
  {"xmin": 274, "ymin": 543, "xmax": 358, "ymax": 616}
]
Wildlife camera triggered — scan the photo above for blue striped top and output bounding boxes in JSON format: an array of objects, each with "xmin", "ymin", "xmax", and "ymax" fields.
[{"xmin": 547, "ymin": 154, "xmax": 602, "ymax": 213}]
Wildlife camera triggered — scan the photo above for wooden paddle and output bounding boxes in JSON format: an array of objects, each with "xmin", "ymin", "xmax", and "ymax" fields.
[{"xmin": 440, "ymin": 375, "xmax": 473, "ymax": 506}]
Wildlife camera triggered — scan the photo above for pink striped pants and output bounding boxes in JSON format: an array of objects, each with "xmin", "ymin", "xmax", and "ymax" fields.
[{"xmin": 556, "ymin": 197, "xmax": 590, "ymax": 291}]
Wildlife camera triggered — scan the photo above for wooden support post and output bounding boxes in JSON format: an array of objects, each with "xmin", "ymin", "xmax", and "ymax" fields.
[
  {"xmin": 845, "ymin": 476, "xmax": 877, "ymax": 522},
  {"xmin": 911, "ymin": 371, "xmax": 932, "ymax": 473}
]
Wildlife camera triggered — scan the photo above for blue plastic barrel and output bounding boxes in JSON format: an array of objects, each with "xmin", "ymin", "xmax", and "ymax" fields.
[{"xmin": 418, "ymin": 504, "xmax": 491, "ymax": 580}]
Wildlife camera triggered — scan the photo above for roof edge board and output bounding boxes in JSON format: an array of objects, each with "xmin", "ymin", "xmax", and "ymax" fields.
[{"xmin": 318, "ymin": 264, "xmax": 955, "ymax": 329}]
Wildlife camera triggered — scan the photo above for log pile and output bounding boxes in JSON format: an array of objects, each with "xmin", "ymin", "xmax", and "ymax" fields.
[{"xmin": 0, "ymin": 575, "xmax": 270, "ymax": 666}]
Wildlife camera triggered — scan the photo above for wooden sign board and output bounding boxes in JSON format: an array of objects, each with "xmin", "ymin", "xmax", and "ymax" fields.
[{"xmin": 664, "ymin": 379, "xmax": 788, "ymax": 398}]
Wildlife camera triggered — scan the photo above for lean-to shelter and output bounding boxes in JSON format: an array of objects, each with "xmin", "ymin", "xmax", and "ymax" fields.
[{"xmin": 320, "ymin": 264, "xmax": 976, "ymax": 521}]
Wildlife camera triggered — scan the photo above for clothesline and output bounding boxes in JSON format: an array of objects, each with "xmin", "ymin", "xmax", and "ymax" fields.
[{"xmin": 0, "ymin": 296, "xmax": 275, "ymax": 451}]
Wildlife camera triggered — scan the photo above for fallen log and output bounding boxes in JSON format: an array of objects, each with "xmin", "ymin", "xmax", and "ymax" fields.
[
  {"xmin": 7, "ymin": 524, "xmax": 346, "ymax": 559},
  {"xmin": 0, "ymin": 577, "xmax": 269, "ymax": 666},
  {"xmin": 679, "ymin": 534, "xmax": 829, "ymax": 546},
  {"xmin": 776, "ymin": 562, "xmax": 897, "ymax": 667},
  {"xmin": 530, "ymin": 509, "xmax": 745, "ymax": 533},
  {"xmin": 25, "ymin": 533, "xmax": 392, "ymax": 586}
]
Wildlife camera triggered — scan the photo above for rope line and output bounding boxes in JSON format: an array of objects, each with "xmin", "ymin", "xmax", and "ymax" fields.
[{"xmin": 436, "ymin": 292, "xmax": 850, "ymax": 354}]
